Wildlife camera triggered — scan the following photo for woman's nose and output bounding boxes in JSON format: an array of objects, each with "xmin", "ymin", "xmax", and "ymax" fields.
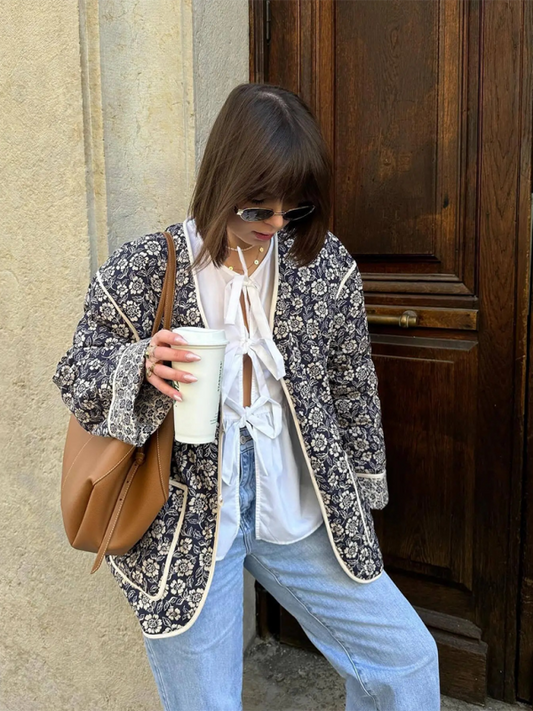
[
  {"xmin": 264, "ymin": 214, "xmax": 286, "ymax": 231},
  {"xmin": 264, "ymin": 204, "xmax": 289, "ymax": 231}
]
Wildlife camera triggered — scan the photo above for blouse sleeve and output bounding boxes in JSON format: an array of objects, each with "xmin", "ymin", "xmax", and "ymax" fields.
[
  {"xmin": 52, "ymin": 232, "xmax": 174, "ymax": 447},
  {"xmin": 327, "ymin": 259, "xmax": 389, "ymax": 510}
]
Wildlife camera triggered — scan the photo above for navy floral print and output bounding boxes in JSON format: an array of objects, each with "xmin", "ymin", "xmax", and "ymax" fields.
[{"xmin": 52, "ymin": 222, "xmax": 388, "ymax": 638}]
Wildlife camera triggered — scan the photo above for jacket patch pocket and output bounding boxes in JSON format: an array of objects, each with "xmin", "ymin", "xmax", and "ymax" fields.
[
  {"xmin": 107, "ymin": 479, "xmax": 188, "ymax": 600},
  {"xmin": 355, "ymin": 472, "xmax": 389, "ymax": 511}
]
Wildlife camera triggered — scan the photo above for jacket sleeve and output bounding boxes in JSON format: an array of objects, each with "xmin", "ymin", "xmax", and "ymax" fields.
[
  {"xmin": 327, "ymin": 260, "xmax": 388, "ymax": 510},
  {"xmin": 52, "ymin": 233, "xmax": 174, "ymax": 447}
]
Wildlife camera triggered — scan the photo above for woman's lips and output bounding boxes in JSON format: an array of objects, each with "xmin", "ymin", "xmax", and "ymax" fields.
[{"xmin": 253, "ymin": 231, "xmax": 274, "ymax": 240}]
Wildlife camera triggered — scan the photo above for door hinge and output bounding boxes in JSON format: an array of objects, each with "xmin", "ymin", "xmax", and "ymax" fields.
[{"xmin": 265, "ymin": 0, "xmax": 271, "ymax": 43}]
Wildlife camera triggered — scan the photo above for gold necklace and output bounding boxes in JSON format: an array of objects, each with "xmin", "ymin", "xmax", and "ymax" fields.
[
  {"xmin": 228, "ymin": 243, "xmax": 255, "ymax": 252},
  {"xmin": 225, "ymin": 244, "xmax": 265, "ymax": 272}
]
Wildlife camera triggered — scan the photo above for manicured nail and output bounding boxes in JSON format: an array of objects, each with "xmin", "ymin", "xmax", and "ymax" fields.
[
  {"xmin": 182, "ymin": 374, "xmax": 198, "ymax": 382},
  {"xmin": 174, "ymin": 335, "xmax": 188, "ymax": 343},
  {"xmin": 185, "ymin": 353, "xmax": 201, "ymax": 361},
  {"xmin": 173, "ymin": 392, "xmax": 182, "ymax": 401}
]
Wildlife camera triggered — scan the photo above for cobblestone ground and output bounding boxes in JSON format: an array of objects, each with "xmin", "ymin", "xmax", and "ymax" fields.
[{"xmin": 242, "ymin": 638, "xmax": 530, "ymax": 711}]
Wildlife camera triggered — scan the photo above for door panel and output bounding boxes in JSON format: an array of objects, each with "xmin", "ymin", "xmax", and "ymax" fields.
[
  {"xmin": 334, "ymin": 0, "xmax": 473, "ymax": 289},
  {"xmin": 250, "ymin": 0, "xmax": 532, "ymax": 704},
  {"xmin": 372, "ymin": 336, "xmax": 477, "ymax": 590}
]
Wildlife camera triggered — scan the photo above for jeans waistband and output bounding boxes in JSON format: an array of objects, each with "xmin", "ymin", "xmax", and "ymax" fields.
[{"xmin": 239, "ymin": 425, "xmax": 253, "ymax": 443}]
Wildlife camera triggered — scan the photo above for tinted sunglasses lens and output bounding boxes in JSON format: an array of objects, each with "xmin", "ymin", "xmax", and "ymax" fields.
[
  {"xmin": 240, "ymin": 208, "xmax": 274, "ymax": 222},
  {"xmin": 284, "ymin": 205, "xmax": 315, "ymax": 221}
]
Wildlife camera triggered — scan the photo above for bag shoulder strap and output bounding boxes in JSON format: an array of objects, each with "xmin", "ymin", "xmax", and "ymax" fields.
[
  {"xmin": 89, "ymin": 230, "xmax": 177, "ymax": 574},
  {"xmin": 152, "ymin": 231, "xmax": 177, "ymax": 337}
]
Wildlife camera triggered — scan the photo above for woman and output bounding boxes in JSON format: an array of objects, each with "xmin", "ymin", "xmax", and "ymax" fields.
[{"xmin": 53, "ymin": 82, "xmax": 440, "ymax": 711}]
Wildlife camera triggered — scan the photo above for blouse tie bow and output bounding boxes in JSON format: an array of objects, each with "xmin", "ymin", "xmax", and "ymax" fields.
[{"xmin": 220, "ymin": 246, "xmax": 286, "ymax": 485}]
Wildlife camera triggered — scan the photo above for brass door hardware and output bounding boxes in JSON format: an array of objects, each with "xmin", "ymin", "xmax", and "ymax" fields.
[{"xmin": 367, "ymin": 310, "xmax": 419, "ymax": 328}]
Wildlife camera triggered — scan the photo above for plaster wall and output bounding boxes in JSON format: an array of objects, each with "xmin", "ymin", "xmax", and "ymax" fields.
[
  {"xmin": 98, "ymin": 0, "xmax": 196, "ymax": 252},
  {"xmin": 0, "ymin": 2, "xmax": 117, "ymax": 709},
  {"xmin": 1, "ymin": 0, "xmax": 252, "ymax": 708},
  {"xmin": 192, "ymin": 0, "xmax": 250, "ymax": 168}
]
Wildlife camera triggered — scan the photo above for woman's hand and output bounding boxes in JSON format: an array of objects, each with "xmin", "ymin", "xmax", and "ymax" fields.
[{"xmin": 144, "ymin": 329, "xmax": 201, "ymax": 401}]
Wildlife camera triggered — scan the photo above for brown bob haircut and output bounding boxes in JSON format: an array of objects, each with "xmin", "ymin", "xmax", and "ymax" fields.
[{"xmin": 187, "ymin": 82, "xmax": 332, "ymax": 273}]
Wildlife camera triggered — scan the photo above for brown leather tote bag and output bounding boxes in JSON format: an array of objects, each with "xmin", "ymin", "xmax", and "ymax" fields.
[{"xmin": 60, "ymin": 231, "xmax": 176, "ymax": 574}]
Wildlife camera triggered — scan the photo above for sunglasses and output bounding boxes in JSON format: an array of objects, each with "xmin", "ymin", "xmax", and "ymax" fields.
[{"xmin": 233, "ymin": 202, "xmax": 315, "ymax": 223}]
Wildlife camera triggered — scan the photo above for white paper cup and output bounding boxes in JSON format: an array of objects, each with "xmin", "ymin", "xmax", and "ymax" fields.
[{"xmin": 170, "ymin": 327, "xmax": 228, "ymax": 444}]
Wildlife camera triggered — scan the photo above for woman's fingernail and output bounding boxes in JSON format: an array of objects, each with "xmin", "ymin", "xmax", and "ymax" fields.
[
  {"xmin": 182, "ymin": 374, "xmax": 198, "ymax": 382},
  {"xmin": 185, "ymin": 353, "xmax": 201, "ymax": 361},
  {"xmin": 174, "ymin": 335, "xmax": 188, "ymax": 343},
  {"xmin": 173, "ymin": 392, "xmax": 182, "ymax": 401}
]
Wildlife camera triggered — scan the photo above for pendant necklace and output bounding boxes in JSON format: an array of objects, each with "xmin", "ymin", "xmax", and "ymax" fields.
[{"xmin": 226, "ymin": 243, "xmax": 265, "ymax": 271}]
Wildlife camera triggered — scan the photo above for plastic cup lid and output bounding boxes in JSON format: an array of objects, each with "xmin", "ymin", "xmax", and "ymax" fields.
[{"xmin": 172, "ymin": 326, "xmax": 228, "ymax": 346}]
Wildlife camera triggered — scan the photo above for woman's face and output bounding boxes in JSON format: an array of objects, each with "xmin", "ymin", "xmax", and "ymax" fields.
[{"xmin": 226, "ymin": 195, "xmax": 300, "ymax": 250}]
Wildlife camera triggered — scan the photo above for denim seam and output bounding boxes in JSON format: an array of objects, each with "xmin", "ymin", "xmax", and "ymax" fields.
[
  {"xmin": 248, "ymin": 553, "xmax": 380, "ymax": 711},
  {"xmin": 144, "ymin": 641, "xmax": 173, "ymax": 711}
]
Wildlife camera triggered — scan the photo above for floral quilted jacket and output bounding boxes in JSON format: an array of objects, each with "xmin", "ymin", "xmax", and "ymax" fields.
[{"xmin": 52, "ymin": 221, "xmax": 388, "ymax": 639}]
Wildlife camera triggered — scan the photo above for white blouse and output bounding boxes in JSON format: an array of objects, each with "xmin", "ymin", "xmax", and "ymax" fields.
[{"xmin": 183, "ymin": 217, "xmax": 324, "ymax": 561}]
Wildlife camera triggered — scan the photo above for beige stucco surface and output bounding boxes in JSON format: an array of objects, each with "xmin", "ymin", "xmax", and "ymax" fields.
[{"xmin": 1, "ymin": 1, "xmax": 250, "ymax": 709}]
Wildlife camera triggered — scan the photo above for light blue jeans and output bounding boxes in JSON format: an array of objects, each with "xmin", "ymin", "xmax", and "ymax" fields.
[{"xmin": 143, "ymin": 426, "xmax": 441, "ymax": 711}]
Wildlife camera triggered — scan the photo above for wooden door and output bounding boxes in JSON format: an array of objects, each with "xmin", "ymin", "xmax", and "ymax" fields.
[
  {"xmin": 519, "ymin": 277, "xmax": 533, "ymax": 701},
  {"xmin": 250, "ymin": 0, "xmax": 533, "ymax": 704}
]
